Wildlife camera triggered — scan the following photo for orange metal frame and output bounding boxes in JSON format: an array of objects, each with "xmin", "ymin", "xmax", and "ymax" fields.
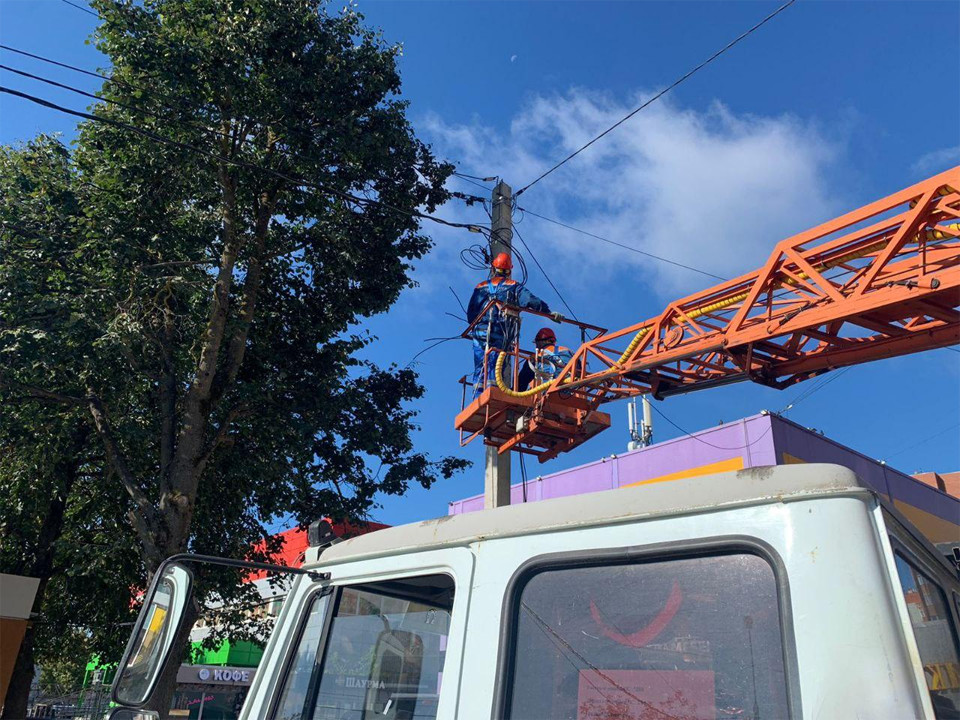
[
  {"xmin": 457, "ymin": 168, "xmax": 960, "ymax": 460},
  {"xmin": 455, "ymin": 303, "xmax": 611, "ymax": 460}
]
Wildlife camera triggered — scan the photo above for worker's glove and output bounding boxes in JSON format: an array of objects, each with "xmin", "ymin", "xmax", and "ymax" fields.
[{"xmin": 551, "ymin": 311, "xmax": 565, "ymax": 323}]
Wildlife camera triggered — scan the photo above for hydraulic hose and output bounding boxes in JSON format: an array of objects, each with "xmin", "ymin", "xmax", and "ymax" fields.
[
  {"xmin": 494, "ymin": 349, "xmax": 555, "ymax": 398},
  {"xmin": 494, "ymin": 222, "xmax": 959, "ymax": 400}
]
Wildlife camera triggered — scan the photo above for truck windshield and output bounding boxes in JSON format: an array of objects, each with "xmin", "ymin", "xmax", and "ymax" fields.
[
  {"xmin": 503, "ymin": 552, "xmax": 791, "ymax": 719},
  {"xmin": 274, "ymin": 574, "xmax": 454, "ymax": 720}
]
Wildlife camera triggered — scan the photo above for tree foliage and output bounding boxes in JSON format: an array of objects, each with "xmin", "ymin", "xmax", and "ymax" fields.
[
  {"xmin": 0, "ymin": 137, "xmax": 142, "ymax": 718},
  {"xmin": 0, "ymin": 0, "xmax": 468, "ymax": 711}
]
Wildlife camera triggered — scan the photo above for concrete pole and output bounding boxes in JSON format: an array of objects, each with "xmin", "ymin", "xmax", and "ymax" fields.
[{"xmin": 485, "ymin": 181, "xmax": 512, "ymax": 508}]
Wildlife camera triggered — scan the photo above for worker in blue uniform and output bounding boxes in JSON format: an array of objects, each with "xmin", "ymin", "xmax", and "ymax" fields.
[
  {"xmin": 518, "ymin": 327, "xmax": 574, "ymax": 389},
  {"xmin": 467, "ymin": 252, "xmax": 562, "ymax": 396}
]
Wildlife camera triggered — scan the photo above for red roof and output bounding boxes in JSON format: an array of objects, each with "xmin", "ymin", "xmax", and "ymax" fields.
[{"xmin": 246, "ymin": 519, "xmax": 389, "ymax": 581}]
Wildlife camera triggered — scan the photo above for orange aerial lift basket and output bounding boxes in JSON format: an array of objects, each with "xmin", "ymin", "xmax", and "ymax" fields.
[
  {"xmin": 455, "ymin": 303, "xmax": 612, "ymax": 462},
  {"xmin": 455, "ymin": 167, "xmax": 960, "ymax": 463}
]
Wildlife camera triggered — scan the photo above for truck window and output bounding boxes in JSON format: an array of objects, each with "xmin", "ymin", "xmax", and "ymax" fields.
[
  {"xmin": 273, "ymin": 574, "xmax": 454, "ymax": 720},
  {"xmin": 893, "ymin": 554, "xmax": 960, "ymax": 719},
  {"xmin": 502, "ymin": 552, "xmax": 791, "ymax": 719}
]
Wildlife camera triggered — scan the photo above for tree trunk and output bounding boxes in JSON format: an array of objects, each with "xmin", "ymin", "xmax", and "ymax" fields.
[
  {"xmin": 1, "ymin": 425, "xmax": 87, "ymax": 720},
  {"xmin": 1, "ymin": 579, "xmax": 46, "ymax": 720}
]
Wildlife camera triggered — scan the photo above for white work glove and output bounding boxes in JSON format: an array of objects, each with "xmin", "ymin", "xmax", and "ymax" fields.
[{"xmin": 551, "ymin": 311, "xmax": 565, "ymax": 323}]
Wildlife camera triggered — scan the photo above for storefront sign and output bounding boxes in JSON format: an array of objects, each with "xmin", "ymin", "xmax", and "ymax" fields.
[{"xmin": 177, "ymin": 664, "xmax": 256, "ymax": 686}]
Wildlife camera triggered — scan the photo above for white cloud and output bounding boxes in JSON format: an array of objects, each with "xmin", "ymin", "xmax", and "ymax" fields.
[
  {"xmin": 419, "ymin": 89, "xmax": 843, "ymax": 299},
  {"xmin": 911, "ymin": 146, "xmax": 960, "ymax": 176}
]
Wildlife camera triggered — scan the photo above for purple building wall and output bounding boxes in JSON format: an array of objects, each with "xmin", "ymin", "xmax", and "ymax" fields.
[{"xmin": 449, "ymin": 413, "xmax": 959, "ymax": 545}]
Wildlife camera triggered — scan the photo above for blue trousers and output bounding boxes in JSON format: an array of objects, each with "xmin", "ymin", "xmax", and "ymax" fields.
[{"xmin": 472, "ymin": 341, "xmax": 499, "ymax": 397}]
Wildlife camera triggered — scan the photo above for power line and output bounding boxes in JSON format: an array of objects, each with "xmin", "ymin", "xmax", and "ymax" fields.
[
  {"xmin": 1, "ymin": 46, "xmax": 500, "ymax": 240},
  {"xmin": 453, "ymin": 170, "xmax": 497, "ymax": 183},
  {"xmin": 779, "ymin": 366, "xmax": 851, "ymax": 414},
  {"xmin": 520, "ymin": 206, "xmax": 726, "ymax": 281},
  {"xmin": 514, "ymin": 0, "xmax": 798, "ymax": 197},
  {"xmin": 648, "ymin": 401, "xmax": 774, "ymax": 451},
  {"xmin": 883, "ymin": 422, "xmax": 960, "ymax": 463},
  {"xmin": 0, "ymin": 85, "xmax": 486, "ymax": 236},
  {"xmin": 512, "ymin": 223, "xmax": 579, "ymax": 321},
  {"xmin": 0, "ymin": 43, "xmax": 111, "ymax": 82},
  {"xmin": 0, "ymin": 59, "xmax": 339, "ymax": 176},
  {"xmin": 452, "ymin": 173, "xmax": 494, "ymax": 193},
  {"xmin": 60, "ymin": 0, "xmax": 97, "ymax": 17},
  {"xmin": 0, "ymin": 52, "xmax": 419, "ymax": 186},
  {"xmin": 0, "ymin": 61, "xmax": 215, "ymax": 132}
]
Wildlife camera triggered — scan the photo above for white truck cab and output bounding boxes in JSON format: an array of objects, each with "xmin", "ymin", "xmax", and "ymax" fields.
[{"xmin": 110, "ymin": 464, "xmax": 960, "ymax": 719}]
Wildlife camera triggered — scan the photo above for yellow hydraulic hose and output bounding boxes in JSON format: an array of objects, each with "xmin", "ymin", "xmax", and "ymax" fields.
[
  {"xmin": 494, "ymin": 222, "xmax": 959, "ymax": 399},
  {"xmin": 495, "ymin": 350, "xmax": 555, "ymax": 397}
]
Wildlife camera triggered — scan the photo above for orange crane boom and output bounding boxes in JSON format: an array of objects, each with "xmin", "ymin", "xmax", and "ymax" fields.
[{"xmin": 456, "ymin": 167, "xmax": 960, "ymax": 462}]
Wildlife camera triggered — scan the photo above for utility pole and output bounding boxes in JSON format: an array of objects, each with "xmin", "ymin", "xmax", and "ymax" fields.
[{"xmin": 485, "ymin": 180, "xmax": 512, "ymax": 508}]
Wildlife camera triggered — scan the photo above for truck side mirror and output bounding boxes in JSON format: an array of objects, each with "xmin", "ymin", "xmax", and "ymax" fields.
[{"xmin": 112, "ymin": 562, "xmax": 194, "ymax": 706}]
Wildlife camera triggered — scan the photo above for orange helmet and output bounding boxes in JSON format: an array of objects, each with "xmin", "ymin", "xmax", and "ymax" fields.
[
  {"xmin": 491, "ymin": 252, "xmax": 513, "ymax": 271},
  {"xmin": 535, "ymin": 327, "xmax": 556, "ymax": 344}
]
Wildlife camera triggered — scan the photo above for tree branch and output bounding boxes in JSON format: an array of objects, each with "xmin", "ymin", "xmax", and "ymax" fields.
[
  {"xmin": 194, "ymin": 403, "xmax": 251, "ymax": 479},
  {"xmin": 167, "ymin": 157, "xmax": 245, "ymax": 499},
  {"xmin": 0, "ymin": 377, "xmax": 85, "ymax": 405},
  {"xmin": 211, "ymin": 185, "xmax": 280, "ymax": 405},
  {"xmin": 158, "ymin": 295, "xmax": 178, "ymax": 489},
  {"xmin": 86, "ymin": 393, "xmax": 164, "ymax": 556}
]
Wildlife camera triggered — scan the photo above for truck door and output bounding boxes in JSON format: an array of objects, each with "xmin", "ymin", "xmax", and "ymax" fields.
[{"xmin": 246, "ymin": 548, "xmax": 474, "ymax": 720}]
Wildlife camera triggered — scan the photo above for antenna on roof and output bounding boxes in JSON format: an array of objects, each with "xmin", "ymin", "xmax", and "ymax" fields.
[{"xmin": 627, "ymin": 396, "xmax": 654, "ymax": 451}]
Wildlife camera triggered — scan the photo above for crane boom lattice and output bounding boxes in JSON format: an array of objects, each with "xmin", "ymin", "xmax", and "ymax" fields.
[{"xmin": 456, "ymin": 168, "xmax": 960, "ymax": 462}]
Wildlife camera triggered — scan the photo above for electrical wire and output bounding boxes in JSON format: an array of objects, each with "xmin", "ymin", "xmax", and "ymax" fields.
[
  {"xmin": 647, "ymin": 402, "xmax": 774, "ymax": 451},
  {"xmin": 452, "ymin": 172, "xmax": 495, "ymax": 192},
  {"xmin": 512, "ymin": 223, "xmax": 579, "ymax": 321},
  {"xmin": 0, "ymin": 85, "xmax": 486, "ymax": 236},
  {"xmin": 519, "ymin": 206, "xmax": 726, "ymax": 281},
  {"xmin": 448, "ymin": 286, "xmax": 467, "ymax": 317},
  {"xmin": 883, "ymin": 422, "xmax": 960, "ymax": 463},
  {"xmin": 779, "ymin": 366, "xmax": 851, "ymax": 414},
  {"xmin": 453, "ymin": 171, "xmax": 497, "ymax": 183},
  {"xmin": 403, "ymin": 335, "xmax": 464, "ymax": 369},
  {"xmin": 514, "ymin": 0, "xmax": 798, "ymax": 197},
  {"xmin": 0, "ymin": 55, "xmax": 450, "ymax": 200},
  {"xmin": 1, "ymin": 43, "xmax": 117, "ymax": 83},
  {"xmin": 0, "ymin": 47, "xmax": 493, "ymax": 230},
  {"xmin": 60, "ymin": 0, "xmax": 97, "ymax": 17}
]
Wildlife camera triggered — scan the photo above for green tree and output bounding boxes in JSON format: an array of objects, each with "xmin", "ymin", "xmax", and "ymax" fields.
[
  {"xmin": 0, "ymin": 0, "xmax": 468, "ymax": 712},
  {"xmin": 0, "ymin": 137, "xmax": 141, "ymax": 718}
]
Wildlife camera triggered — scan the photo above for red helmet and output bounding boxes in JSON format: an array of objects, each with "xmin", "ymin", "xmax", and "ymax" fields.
[
  {"xmin": 535, "ymin": 327, "xmax": 556, "ymax": 344},
  {"xmin": 492, "ymin": 252, "xmax": 513, "ymax": 271}
]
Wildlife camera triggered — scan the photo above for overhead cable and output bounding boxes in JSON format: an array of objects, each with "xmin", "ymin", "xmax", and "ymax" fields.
[
  {"xmin": 519, "ymin": 206, "xmax": 726, "ymax": 281},
  {"xmin": 647, "ymin": 402, "xmax": 774, "ymax": 451},
  {"xmin": 883, "ymin": 422, "xmax": 960, "ymax": 463},
  {"xmin": 779, "ymin": 367, "xmax": 851, "ymax": 414},
  {"xmin": 0, "ymin": 55, "xmax": 426, "ymax": 188},
  {"xmin": 453, "ymin": 171, "xmax": 497, "ymax": 183},
  {"xmin": 452, "ymin": 173, "xmax": 494, "ymax": 193},
  {"xmin": 60, "ymin": 0, "xmax": 97, "ymax": 17},
  {"xmin": 514, "ymin": 0, "xmax": 798, "ymax": 197},
  {"xmin": 0, "ymin": 85, "xmax": 485, "ymax": 235},
  {"xmin": 512, "ymin": 224, "xmax": 579, "ymax": 321},
  {"xmin": 0, "ymin": 43, "xmax": 111, "ymax": 82},
  {"xmin": 0, "ymin": 59, "xmax": 352, "ymax": 175},
  {"xmin": 0, "ymin": 45, "xmax": 457, "ymax": 187}
]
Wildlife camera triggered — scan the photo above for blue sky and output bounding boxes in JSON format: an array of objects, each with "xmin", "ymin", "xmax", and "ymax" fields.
[{"xmin": 1, "ymin": 0, "xmax": 958, "ymax": 527}]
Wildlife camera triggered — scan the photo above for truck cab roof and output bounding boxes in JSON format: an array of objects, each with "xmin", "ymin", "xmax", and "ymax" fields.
[{"xmin": 307, "ymin": 463, "xmax": 886, "ymax": 567}]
